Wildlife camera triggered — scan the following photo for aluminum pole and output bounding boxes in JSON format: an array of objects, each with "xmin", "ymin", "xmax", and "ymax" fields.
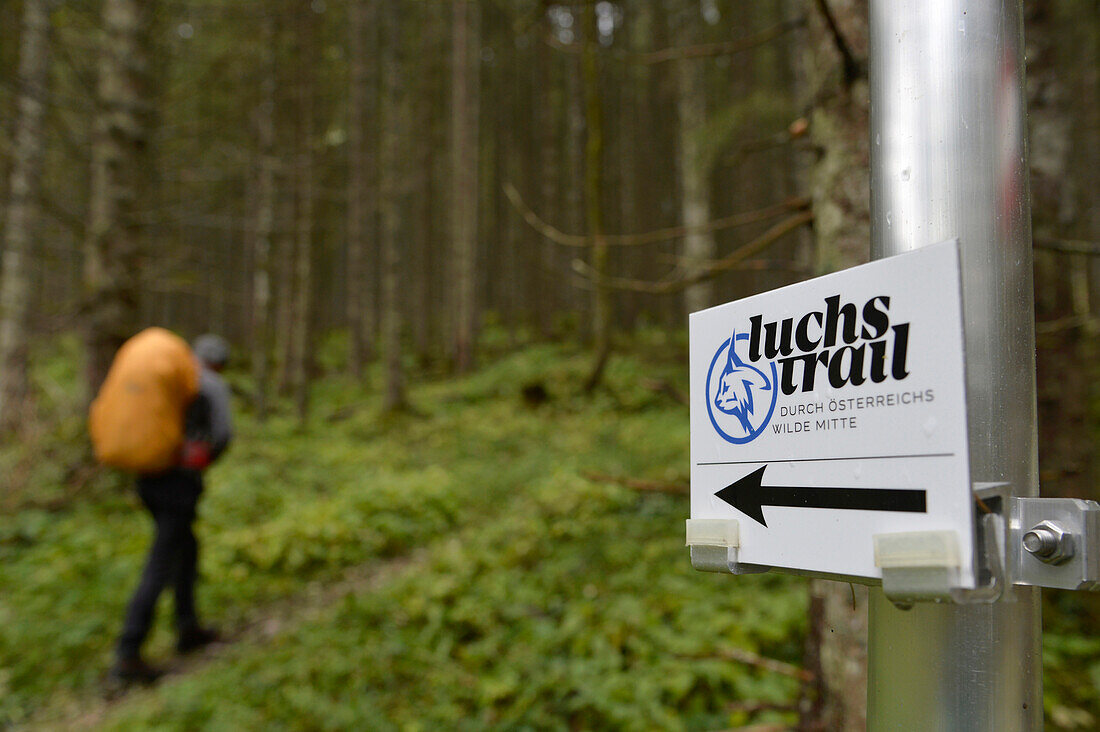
[{"xmin": 866, "ymin": 1, "xmax": 1041, "ymax": 729}]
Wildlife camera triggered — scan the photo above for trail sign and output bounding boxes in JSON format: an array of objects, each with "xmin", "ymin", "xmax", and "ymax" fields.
[{"xmin": 689, "ymin": 240, "xmax": 975, "ymax": 586}]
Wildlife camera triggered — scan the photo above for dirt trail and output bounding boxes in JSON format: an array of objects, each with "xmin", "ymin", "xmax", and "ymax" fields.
[{"xmin": 28, "ymin": 548, "xmax": 431, "ymax": 732}]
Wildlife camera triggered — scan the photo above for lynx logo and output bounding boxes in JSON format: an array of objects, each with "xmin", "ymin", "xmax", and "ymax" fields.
[{"xmin": 706, "ymin": 332, "xmax": 778, "ymax": 444}]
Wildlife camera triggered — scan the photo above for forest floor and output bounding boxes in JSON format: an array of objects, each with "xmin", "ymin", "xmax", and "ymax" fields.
[{"xmin": 1, "ymin": 333, "xmax": 1098, "ymax": 730}]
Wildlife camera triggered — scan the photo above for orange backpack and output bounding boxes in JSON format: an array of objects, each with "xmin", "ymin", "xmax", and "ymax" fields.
[{"xmin": 88, "ymin": 328, "xmax": 200, "ymax": 473}]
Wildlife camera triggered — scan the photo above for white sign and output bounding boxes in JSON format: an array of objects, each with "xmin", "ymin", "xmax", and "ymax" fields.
[{"xmin": 689, "ymin": 241, "xmax": 975, "ymax": 586}]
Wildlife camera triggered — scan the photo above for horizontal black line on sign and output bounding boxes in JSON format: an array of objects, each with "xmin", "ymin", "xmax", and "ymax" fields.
[{"xmin": 696, "ymin": 452, "xmax": 955, "ymax": 466}]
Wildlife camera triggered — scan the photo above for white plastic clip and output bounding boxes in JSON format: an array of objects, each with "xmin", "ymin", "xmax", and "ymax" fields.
[
  {"xmin": 874, "ymin": 530, "xmax": 961, "ymax": 604},
  {"xmin": 686, "ymin": 519, "xmax": 740, "ymax": 548}
]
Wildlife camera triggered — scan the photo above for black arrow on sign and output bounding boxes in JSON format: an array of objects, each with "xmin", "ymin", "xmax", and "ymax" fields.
[{"xmin": 715, "ymin": 465, "xmax": 927, "ymax": 527}]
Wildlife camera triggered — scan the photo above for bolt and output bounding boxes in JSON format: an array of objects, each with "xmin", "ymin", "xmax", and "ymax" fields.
[
  {"xmin": 1023, "ymin": 529, "xmax": 1055, "ymax": 556},
  {"xmin": 1022, "ymin": 521, "xmax": 1074, "ymax": 565}
]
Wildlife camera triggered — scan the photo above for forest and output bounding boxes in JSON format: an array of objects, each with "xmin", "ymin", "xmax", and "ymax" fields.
[{"xmin": 1, "ymin": 0, "xmax": 1099, "ymax": 729}]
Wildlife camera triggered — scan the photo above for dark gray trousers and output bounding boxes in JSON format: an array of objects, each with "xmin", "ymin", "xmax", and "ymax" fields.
[{"xmin": 117, "ymin": 468, "xmax": 203, "ymax": 660}]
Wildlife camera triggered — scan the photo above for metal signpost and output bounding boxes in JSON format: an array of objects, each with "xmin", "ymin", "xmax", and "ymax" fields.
[
  {"xmin": 866, "ymin": 2, "xmax": 1041, "ymax": 728},
  {"xmin": 688, "ymin": 1, "xmax": 1100, "ymax": 729}
]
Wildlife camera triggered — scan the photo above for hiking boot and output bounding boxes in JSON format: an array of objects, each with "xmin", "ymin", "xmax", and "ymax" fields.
[
  {"xmin": 177, "ymin": 625, "xmax": 221, "ymax": 654},
  {"xmin": 109, "ymin": 656, "xmax": 163, "ymax": 685}
]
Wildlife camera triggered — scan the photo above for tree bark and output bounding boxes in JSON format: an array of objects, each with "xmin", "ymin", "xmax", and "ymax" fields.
[
  {"xmin": 412, "ymin": 3, "xmax": 442, "ymax": 364},
  {"xmin": 290, "ymin": 5, "xmax": 316, "ymax": 423},
  {"xmin": 83, "ymin": 0, "xmax": 155, "ymax": 396},
  {"xmin": 799, "ymin": 2, "xmax": 870, "ymax": 730},
  {"xmin": 1027, "ymin": 0, "xmax": 1097, "ymax": 499},
  {"xmin": 379, "ymin": 0, "xmax": 406, "ymax": 411},
  {"xmin": 582, "ymin": 0, "xmax": 610, "ymax": 392},
  {"xmin": 675, "ymin": 46, "xmax": 715, "ymax": 315},
  {"xmin": 535, "ymin": 21, "xmax": 559, "ymax": 337},
  {"xmin": 564, "ymin": 41, "xmax": 587, "ymax": 322},
  {"xmin": 450, "ymin": 0, "xmax": 479, "ymax": 373},
  {"xmin": 251, "ymin": 10, "xmax": 277, "ymax": 422},
  {"xmin": 274, "ymin": 196, "xmax": 295, "ymax": 394},
  {"xmin": 0, "ymin": 0, "xmax": 52, "ymax": 432},
  {"xmin": 805, "ymin": 0, "xmax": 869, "ymax": 277},
  {"xmin": 347, "ymin": 0, "xmax": 377, "ymax": 378}
]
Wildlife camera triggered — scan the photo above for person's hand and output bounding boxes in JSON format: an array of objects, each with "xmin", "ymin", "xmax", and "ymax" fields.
[{"xmin": 180, "ymin": 440, "xmax": 212, "ymax": 470}]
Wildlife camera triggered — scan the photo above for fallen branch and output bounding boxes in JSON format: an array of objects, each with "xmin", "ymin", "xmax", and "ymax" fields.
[
  {"xmin": 504, "ymin": 181, "xmax": 808, "ymax": 248},
  {"xmin": 583, "ymin": 471, "xmax": 688, "ymax": 496},
  {"xmin": 682, "ymin": 647, "xmax": 814, "ymax": 683},
  {"xmin": 572, "ymin": 210, "xmax": 814, "ymax": 294},
  {"xmin": 727, "ymin": 700, "xmax": 800, "ymax": 715},
  {"xmin": 642, "ymin": 377, "xmax": 688, "ymax": 406}
]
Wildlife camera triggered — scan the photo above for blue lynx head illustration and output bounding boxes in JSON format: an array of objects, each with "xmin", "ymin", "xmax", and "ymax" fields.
[{"xmin": 712, "ymin": 331, "xmax": 772, "ymax": 437}]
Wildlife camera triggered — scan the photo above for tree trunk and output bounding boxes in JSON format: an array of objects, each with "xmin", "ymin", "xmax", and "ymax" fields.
[
  {"xmin": 0, "ymin": 0, "xmax": 52, "ymax": 432},
  {"xmin": 379, "ymin": 1, "xmax": 406, "ymax": 411},
  {"xmin": 274, "ymin": 198, "xmax": 295, "ymax": 394},
  {"xmin": 805, "ymin": 0, "xmax": 869, "ymax": 277},
  {"xmin": 412, "ymin": 3, "xmax": 441, "ymax": 365},
  {"xmin": 564, "ymin": 44, "xmax": 586, "ymax": 323},
  {"xmin": 347, "ymin": 0, "xmax": 377, "ymax": 378},
  {"xmin": 798, "ymin": 2, "xmax": 870, "ymax": 730},
  {"xmin": 450, "ymin": 0, "xmax": 479, "ymax": 373},
  {"xmin": 251, "ymin": 10, "xmax": 277, "ymax": 422},
  {"xmin": 1079, "ymin": 2, "xmax": 1100, "ymax": 322},
  {"xmin": 290, "ymin": 6, "xmax": 316, "ymax": 423},
  {"xmin": 83, "ymin": 0, "xmax": 155, "ymax": 396},
  {"xmin": 582, "ymin": 0, "xmax": 610, "ymax": 392},
  {"xmin": 534, "ymin": 22, "xmax": 558, "ymax": 338},
  {"xmin": 676, "ymin": 51, "xmax": 715, "ymax": 315}
]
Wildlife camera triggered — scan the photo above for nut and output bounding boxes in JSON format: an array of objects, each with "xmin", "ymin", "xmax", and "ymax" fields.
[{"xmin": 1022, "ymin": 520, "xmax": 1075, "ymax": 565}]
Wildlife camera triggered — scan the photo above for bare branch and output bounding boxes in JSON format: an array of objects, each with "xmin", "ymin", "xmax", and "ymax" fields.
[
  {"xmin": 572, "ymin": 210, "xmax": 814, "ymax": 294},
  {"xmin": 504, "ymin": 181, "xmax": 809, "ymax": 248},
  {"xmin": 1034, "ymin": 237, "xmax": 1100, "ymax": 256},
  {"xmin": 813, "ymin": 0, "xmax": 864, "ymax": 84},
  {"xmin": 655, "ymin": 253, "xmax": 808, "ymax": 275},
  {"xmin": 724, "ymin": 118, "xmax": 809, "ymax": 167},
  {"xmin": 37, "ymin": 194, "xmax": 86, "ymax": 237},
  {"xmin": 543, "ymin": 19, "xmax": 804, "ymax": 66},
  {"xmin": 1036, "ymin": 314, "xmax": 1098, "ymax": 335},
  {"xmin": 607, "ymin": 199, "xmax": 809, "ymax": 247},
  {"xmin": 503, "ymin": 182, "xmax": 587, "ymax": 246},
  {"xmin": 635, "ymin": 19, "xmax": 804, "ymax": 65}
]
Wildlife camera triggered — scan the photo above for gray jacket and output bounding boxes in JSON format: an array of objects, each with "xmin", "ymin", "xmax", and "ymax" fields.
[{"xmin": 187, "ymin": 367, "xmax": 233, "ymax": 462}]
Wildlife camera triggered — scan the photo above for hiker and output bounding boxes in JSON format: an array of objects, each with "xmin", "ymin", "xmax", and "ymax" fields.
[{"xmin": 105, "ymin": 333, "xmax": 234, "ymax": 683}]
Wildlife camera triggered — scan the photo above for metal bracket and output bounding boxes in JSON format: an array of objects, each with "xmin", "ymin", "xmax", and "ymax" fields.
[
  {"xmin": 686, "ymin": 519, "xmax": 768, "ymax": 575},
  {"xmin": 1008, "ymin": 497, "xmax": 1100, "ymax": 590},
  {"xmin": 873, "ymin": 484, "xmax": 1007, "ymax": 607}
]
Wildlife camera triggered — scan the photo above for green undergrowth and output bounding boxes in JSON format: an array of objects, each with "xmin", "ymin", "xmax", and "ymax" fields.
[
  {"xmin": 4, "ymin": 333, "xmax": 1098, "ymax": 729},
  {"xmin": 96, "ymin": 476, "xmax": 805, "ymax": 731},
  {"xmin": 3, "ymin": 335, "xmax": 803, "ymax": 730}
]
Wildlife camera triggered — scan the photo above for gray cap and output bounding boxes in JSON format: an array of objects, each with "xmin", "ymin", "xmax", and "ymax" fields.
[{"xmin": 193, "ymin": 334, "xmax": 230, "ymax": 369}]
